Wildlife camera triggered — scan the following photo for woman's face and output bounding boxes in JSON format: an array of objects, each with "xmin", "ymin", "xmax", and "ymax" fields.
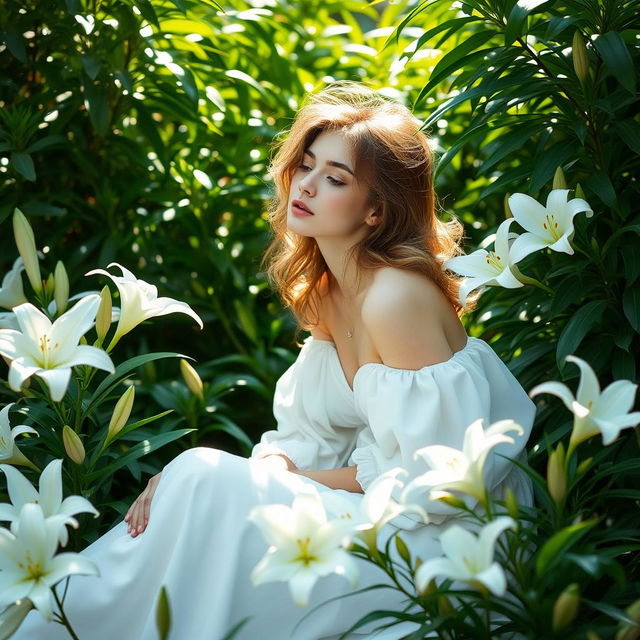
[{"xmin": 286, "ymin": 130, "xmax": 378, "ymax": 242}]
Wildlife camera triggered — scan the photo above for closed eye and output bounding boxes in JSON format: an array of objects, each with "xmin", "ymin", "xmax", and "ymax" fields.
[{"xmin": 299, "ymin": 164, "xmax": 345, "ymax": 186}]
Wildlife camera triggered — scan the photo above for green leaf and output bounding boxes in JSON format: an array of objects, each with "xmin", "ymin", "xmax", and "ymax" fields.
[
  {"xmin": 588, "ymin": 170, "xmax": 617, "ymax": 207},
  {"xmin": 82, "ymin": 79, "xmax": 109, "ymax": 137},
  {"xmin": 594, "ymin": 31, "xmax": 636, "ymax": 94},
  {"xmin": 535, "ymin": 519, "xmax": 598, "ymax": 577},
  {"xmin": 556, "ymin": 300, "xmax": 607, "ymax": 370},
  {"xmin": 11, "ymin": 152, "xmax": 36, "ymax": 181},
  {"xmin": 504, "ymin": 0, "xmax": 549, "ymax": 46},
  {"xmin": 613, "ymin": 119, "xmax": 640, "ymax": 156},
  {"xmin": 612, "ymin": 347, "xmax": 636, "ymax": 380},
  {"xmin": 623, "ymin": 283, "xmax": 640, "ymax": 332},
  {"xmin": 530, "ymin": 141, "xmax": 576, "ymax": 193},
  {"xmin": 84, "ymin": 429, "xmax": 194, "ymax": 484},
  {"xmin": 24, "ymin": 135, "xmax": 66, "ymax": 154},
  {"xmin": 2, "ymin": 26, "xmax": 26, "ymax": 62},
  {"xmin": 81, "ymin": 55, "xmax": 101, "ymax": 80},
  {"xmin": 87, "ymin": 352, "xmax": 190, "ymax": 412},
  {"xmin": 135, "ymin": 0, "xmax": 160, "ymax": 28}
]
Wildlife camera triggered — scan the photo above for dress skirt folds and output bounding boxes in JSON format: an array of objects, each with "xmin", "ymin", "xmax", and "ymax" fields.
[{"xmin": 13, "ymin": 335, "xmax": 536, "ymax": 639}]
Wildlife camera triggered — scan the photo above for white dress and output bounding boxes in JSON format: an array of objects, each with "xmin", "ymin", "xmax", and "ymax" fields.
[{"xmin": 13, "ymin": 335, "xmax": 536, "ymax": 640}]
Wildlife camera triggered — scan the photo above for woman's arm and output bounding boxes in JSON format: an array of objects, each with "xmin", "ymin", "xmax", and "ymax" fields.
[{"xmin": 294, "ymin": 466, "xmax": 364, "ymax": 493}]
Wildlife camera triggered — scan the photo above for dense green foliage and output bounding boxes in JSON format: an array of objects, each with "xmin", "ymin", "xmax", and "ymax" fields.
[{"xmin": 1, "ymin": 0, "xmax": 639, "ymax": 637}]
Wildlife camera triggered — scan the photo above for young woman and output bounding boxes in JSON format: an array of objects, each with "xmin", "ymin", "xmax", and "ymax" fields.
[{"xmin": 13, "ymin": 82, "xmax": 535, "ymax": 640}]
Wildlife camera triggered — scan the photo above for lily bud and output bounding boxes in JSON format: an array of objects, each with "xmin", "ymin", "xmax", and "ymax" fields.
[
  {"xmin": 616, "ymin": 599, "xmax": 640, "ymax": 640},
  {"xmin": 155, "ymin": 585, "xmax": 172, "ymax": 640},
  {"xmin": 395, "ymin": 535, "xmax": 411, "ymax": 565},
  {"xmin": 107, "ymin": 385, "xmax": 135, "ymax": 442},
  {"xmin": 553, "ymin": 166, "xmax": 567, "ymax": 190},
  {"xmin": 576, "ymin": 456, "xmax": 593, "ymax": 476},
  {"xmin": 54, "ymin": 261, "xmax": 69, "ymax": 314},
  {"xmin": 95, "ymin": 286, "xmax": 112, "ymax": 343},
  {"xmin": 434, "ymin": 492, "xmax": 466, "ymax": 509},
  {"xmin": 180, "ymin": 359, "xmax": 203, "ymax": 397},
  {"xmin": 63, "ymin": 425, "xmax": 85, "ymax": 464},
  {"xmin": 0, "ymin": 599, "xmax": 34, "ymax": 639},
  {"xmin": 586, "ymin": 632, "xmax": 602, "ymax": 640},
  {"xmin": 504, "ymin": 487, "xmax": 519, "ymax": 520},
  {"xmin": 504, "ymin": 193, "xmax": 513, "ymax": 219},
  {"xmin": 547, "ymin": 443, "xmax": 567, "ymax": 504},
  {"xmin": 552, "ymin": 583, "xmax": 580, "ymax": 631},
  {"xmin": 575, "ymin": 183, "xmax": 586, "ymax": 200},
  {"xmin": 12, "ymin": 208, "xmax": 41, "ymax": 293},
  {"xmin": 572, "ymin": 31, "xmax": 590, "ymax": 83},
  {"xmin": 438, "ymin": 595, "xmax": 455, "ymax": 617},
  {"xmin": 45, "ymin": 273, "xmax": 55, "ymax": 297}
]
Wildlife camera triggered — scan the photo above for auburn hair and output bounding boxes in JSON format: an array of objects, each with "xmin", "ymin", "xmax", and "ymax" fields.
[{"xmin": 261, "ymin": 80, "xmax": 476, "ymax": 331}]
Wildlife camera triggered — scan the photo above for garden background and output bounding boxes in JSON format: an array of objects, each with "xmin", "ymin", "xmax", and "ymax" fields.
[{"xmin": 1, "ymin": 0, "xmax": 639, "ymax": 637}]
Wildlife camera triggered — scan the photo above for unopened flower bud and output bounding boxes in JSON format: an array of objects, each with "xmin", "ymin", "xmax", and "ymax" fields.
[
  {"xmin": 180, "ymin": 359, "xmax": 203, "ymax": 397},
  {"xmin": 0, "ymin": 599, "xmax": 34, "ymax": 638},
  {"xmin": 553, "ymin": 583, "xmax": 580, "ymax": 631},
  {"xmin": 12, "ymin": 208, "xmax": 41, "ymax": 293},
  {"xmin": 572, "ymin": 31, "xmax": 590, "ymax": 83},
  {"xmin": 107, "ymin": 385, "xmax": 135, "ymax": 442},
  {"xmin": 616, "ymin": 599, "xmax": 640, "ymax": 640},
  {"xmin": 155, "ymin": 585, "xmax": 172, "ymax": 640},
  {"xmin": 45, "ymin": 273, "xmax": 55, "ymax": 297},
  {"xmin": 63, "ymin": 425, "xmax": 85, "ymax": 464},
  {"xmin": 504, "ymin": 487, "xmax": 519, "ymax": 520},
  {"xmin": 547, "ymin": 443, "xmax": 567, "ymax": 504},
  {"xmin": 586, "ymin": 632, "xmax": 602, "ymax": 640},
  {"xmin": 438, "ymin": 595, "xmax": 455, "ymax": 617},
  {"xmin": 553, "ymin": 167, "xmax": 567, "ymax": 190},
  {"xmin": 95, "ymin": 286, "xmax": 112, "ymax": 343},
  {"xmin": 576, "ymin": 456, "xmax": 593, "ymax": 476},
  {"xmin": 504, "ymin": 193, "xmax": 513, "ymax": 219},
  {"xmin": 575, "ymin": 183, "xmax": 586, "ymax": 200},
  {"xmin": 54, "ymin": 261, "xmax": 69, "ymax": 314},
  {"xmin": 395, "ymin": 535, "xmax": 411, "ymax": 565},
  {"xmin": 434, "ymin": 492, "xmax": 466, "ymax": 509}
]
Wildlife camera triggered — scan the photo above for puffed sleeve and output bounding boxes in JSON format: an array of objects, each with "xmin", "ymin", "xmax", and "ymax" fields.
[
  {"xmin": 349, "ymin": 338, "xmax": 535, "ymax": 523},
  {"xmin": 251, "ymin": 338, "xmax": 362, "ymax": 470}
]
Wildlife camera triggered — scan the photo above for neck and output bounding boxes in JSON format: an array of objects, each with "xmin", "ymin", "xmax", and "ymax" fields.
[{"xmin": 315, "ymin": 237, "xmax": 369, "ymax": 300}]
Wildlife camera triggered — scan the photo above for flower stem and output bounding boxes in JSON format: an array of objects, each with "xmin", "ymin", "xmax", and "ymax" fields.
[{"xmin": 52, "ymin": 582, "xmax": 80, "ymax": 640}]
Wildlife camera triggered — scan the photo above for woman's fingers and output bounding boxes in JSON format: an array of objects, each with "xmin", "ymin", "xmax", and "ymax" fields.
[{"xmin": 126, "ymin": 472, "xmax": 162, "ymax": 537}]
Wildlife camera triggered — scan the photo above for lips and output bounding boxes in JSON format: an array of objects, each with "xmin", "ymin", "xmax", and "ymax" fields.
[{"xmin": 292, "ymin": 199, "xmax": 314, "ymax": 214}]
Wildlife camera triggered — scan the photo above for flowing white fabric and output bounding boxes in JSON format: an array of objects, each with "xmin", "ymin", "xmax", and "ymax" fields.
[{"xmin": 13, "ymin": 334, "xmax": 536, "ymax": 639}]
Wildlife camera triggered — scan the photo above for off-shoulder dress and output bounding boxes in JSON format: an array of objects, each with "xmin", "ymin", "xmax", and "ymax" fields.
[{"xmin": 13, "ymin": 335, "xmax": 536, "ymax": 640}]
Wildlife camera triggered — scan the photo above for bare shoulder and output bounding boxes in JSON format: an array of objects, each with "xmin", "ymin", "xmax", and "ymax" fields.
[{"xmin": 361, "ymin": 268, "xmax": 457, "ymax": 369}]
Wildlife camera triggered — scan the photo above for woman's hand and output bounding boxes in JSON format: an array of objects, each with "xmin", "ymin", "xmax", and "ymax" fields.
[
  {"xmin": 124, "ymin": 472, "xmax": 162, "ymax": 537},
  {"xmin": 259, "ymin": 454, "xmax": 298, "ymax": 473}
]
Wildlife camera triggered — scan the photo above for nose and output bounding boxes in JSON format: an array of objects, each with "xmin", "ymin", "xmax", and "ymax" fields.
[{"xmin": 297, "ymin": 173, "xmax": 315, "ymax": 196}]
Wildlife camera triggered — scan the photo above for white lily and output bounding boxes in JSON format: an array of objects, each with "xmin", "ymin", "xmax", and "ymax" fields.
[
  {"xmin": 249, "ymin": 488, "xmax": 359, "ymax": 607},
  {"xmin": 0, "ymin": 459, "xmax": 98, "ymax": 546},
  {"xmin": 508, "ymin": 189, "xmax": 593, "ymax": 263},
  {"xmin": 0, "ymin": 295, "xmax": 114, "ymax": 402},
  {"xmin": 0, "ymin": 502, "xmax": 99, "ymax": 620},
  {"xmin": 443, "ymin": 218, "xmax": 523, "ymax": 306},
  {"xmin": 0, "ymin": 313, "xmax": 19, "ymax": 331},
  {"xmin": 402, "ymin": 419, "xmax": 524, "ymax": 506},
  {"xmin": 530, "ymin": 355, "xmax": 640, "ymax": 452},
  {"xmin": 415, "ymin": 516, "xmax": 516, "ymax": 596},
  {"xmin": 85, "ymin": 263, "xmax": 203, "ymax": 349},
  {"xmin": 322, "ymin": 468, "xmax": 428, "ymax": 546},
  {"xmin": 0, "ymin": 403, "xmax": 38, "ymax": 469},
  {"xmin": 0, "ymin": 258, "xmax": 27, "ymax": 311}
]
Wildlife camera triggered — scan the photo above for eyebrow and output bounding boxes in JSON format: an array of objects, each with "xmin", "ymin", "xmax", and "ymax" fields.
[{"xmin": 304, "ymin": 149, "xmax": 354, "ymax": 176}]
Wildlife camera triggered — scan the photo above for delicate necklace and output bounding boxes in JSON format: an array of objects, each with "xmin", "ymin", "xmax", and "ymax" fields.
[{"xmin": 346, "ymin": 329, "xmax": 353, "ymax": 339}]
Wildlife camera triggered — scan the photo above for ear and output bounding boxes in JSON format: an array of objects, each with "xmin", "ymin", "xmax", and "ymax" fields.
[{"xmin": 365, "ymin": 208, "xmax": 382, "ymax": 227}]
